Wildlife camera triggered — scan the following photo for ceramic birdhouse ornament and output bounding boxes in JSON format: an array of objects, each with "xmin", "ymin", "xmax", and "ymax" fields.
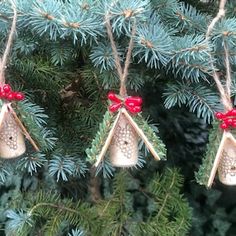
[
  {"xmin": 87, "ymin": 104, "xmax": 166, "ymax": 169},
  {"xmin": 0, "ymin": 107, "xmax": 26, "ymax": 159},
  {"xmin": 195, "ymin": 0, "xmax": 236, "ymax": 188},
  {"xmin": 0, "ymin": 84, "xmax": 27, "ymax": 159},
  {"xmin": 109, "ymin": 113, "xmax": 138, "ymax": 167},
  {"xmin": 208, "ymin": 110, "xmax": 236, "ymax": 186},
  {"xmin": 195, "ymin": 3, "xmax": 236, "ymax": 187},
  {"xmin": 0, "ymin": 84, "xmax": 40, "ymax": 159},
  {"xmin": 86, "ymin": 15, "xmax": 166, "ymax": 169},
  {"xmin": 198, "ymin": 109, "xmax": 236, "ymax": 188},
  {"xmin": 0, "ymin": 6, "xmax": 39, "ymax": 159},
  {"xmin": 214, "ymin": 131, "xmax": 236, "ymax": 185}
]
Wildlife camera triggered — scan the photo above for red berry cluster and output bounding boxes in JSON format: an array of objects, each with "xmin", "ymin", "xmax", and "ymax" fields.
[
  {"xmin": 215, "ymin": 109, "xmax": 236, "ymax": 129},
  {"xmin": 108, "ymin": 92, "xmax": 142, "ymax": 113},
  {"xmin": 0, "ymin": 84, "xmax": 24, "ymax": 102}
]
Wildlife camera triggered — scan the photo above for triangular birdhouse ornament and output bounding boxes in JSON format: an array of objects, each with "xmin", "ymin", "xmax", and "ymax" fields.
[
  {"xmin": 196, "ymin": 109, "xmax": 236, "ymax": 188},
  {"xmin": 0, "ymin": 98, "xmax": 40, "ymax": 159},
  {"xmin": 196, "ymin": 1, "xmax": 236, "ymax": 188},
  {"xmin": 0, "ymin": 102, "xmax": 26, "ymax": 158},
  {"xmin": 86, "ymin": 15, "xmax": 166, "ymax": 168},
  {"xmin": 87, "ymin": 97, "xmax": 166, "ymax": 168},
  {"xmin": 207, "ymin": 130, "xmax": 236, "ymax": 187},
  {"xmin": 109, "ymin": 107, "xmax": 165, "ymax": 167},
  {"xmin": 0, "ymin": 6, "xmax": 39, "ymax": 159},
  {"xmin": 197, "ymin": 108, "xmax": 236, "ymax": 187}
]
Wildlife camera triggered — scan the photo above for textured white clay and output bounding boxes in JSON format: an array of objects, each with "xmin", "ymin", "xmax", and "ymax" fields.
[
  {"xmin": 0, "ymin": 113, "xmax": 26, "ymax": 159},
  {"xmin": 218, "ymin": 141, "xmax": 236, "ymax": 185},
  {"xmin": 109, "ymin": 114, "xmax": 138, "ymax": 167}
]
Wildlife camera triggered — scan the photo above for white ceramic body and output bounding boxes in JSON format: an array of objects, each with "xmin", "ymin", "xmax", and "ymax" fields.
[
  {"xmin": 0, "ymin": 114, "xmax": 26, "ymax": 159},
  {"xmin": 109, "ymin": 114, "xmax": 138, "ymax": 167},
  {"xmin": 218, "ymin": 144, "xmax": 236, "ymax": 185}
]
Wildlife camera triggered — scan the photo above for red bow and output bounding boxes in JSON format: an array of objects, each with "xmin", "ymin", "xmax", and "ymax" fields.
[
  {"xmin": 108, "ymin": 92, "xmax": 142, "ymax": 113},
  {"xmin": 215, "ymin": 109, "xmax": 236, "ymax": 129}
]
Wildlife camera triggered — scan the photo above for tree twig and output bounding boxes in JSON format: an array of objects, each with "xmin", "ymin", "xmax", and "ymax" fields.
[
  {"xmin": 122, "ymin": 108, "xmax": 160, "ymax": 161},
  {"xmin": 10, "ymin": 105, "xmax": 40, "ymax": 152},
  {"xmin": 94, "ymin": 111, "xmax": 121, "ymax": 167}
]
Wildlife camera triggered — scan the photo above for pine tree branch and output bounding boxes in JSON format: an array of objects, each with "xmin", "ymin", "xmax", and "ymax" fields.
[
  {"xmin": 172, "ymin": 59, "xmax": 211, "ymax": 74},
  {"xmin": 176, "ymin": 218, "xmax": 185, "ymax": 234},
  {"xmin": 89, "ymin": 167, "xmax": 102, "ymax": 202},
  {"xmin": 28, "ymin": 202, "xmax": 78, "ymax": 216},
  {"xmin": 174, "ymin": 45, "xmax": 208, "ymax": 54},
  {"xmin": 0, "ymin": 13, "xmax": 10, "ymax": 21},
  {"xmin": 155, "ymin": 171, "xmax": 176, "ymax": 221}
]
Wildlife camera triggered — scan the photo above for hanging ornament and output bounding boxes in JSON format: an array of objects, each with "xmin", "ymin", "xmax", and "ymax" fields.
[
  {"xmin": 195, "ymin": 0, "xmax": 236, "ymax": 188},
  {"xmin": 0, "ymin": 5, "xmax": 40, "ymax": 159},
  {"xmin": 217, "ymin": 132, "xmax": 236, "ymax": 185},
  {"xmin": 0, "ymin": 104, "xmax": 26, "ymax": 158},
  {"xmin": 0, "ymin": 84, "xmax": 40, "ymax": 159},
  {"xmin": 196, "ymin": 62, "xmax": 235, "ymax": 185},
  {"xmin": 107, "ymin": 93, "xmax": 141, "ymax": 166},
  {"xmin": 0, "ymin": 84, "xmax": 26, "ymax": 159},
  {"xmin": 86, "ymin": 16, "xmax": 166, "ymax": 168},
  {"xmin": 204, "ymin": 129, "xmax": 236, "ymax": 186},
  {"xmin": 196, "ymin": 110, "xmax": 236, "ymax": 187},
  {"xmin": 0, "ymin": 84, "xmax": 27, "ymax": 158},
  {"xmin": 197, "ymin": 109, "xmax": 236, "ymax": 187},
  {"xmin": 204, "ymin": 110, "xmax": 236, "ymax": 186},
  {"xmin": 87, "ymin": 93, "xmax": 166, "ymax": 168}
]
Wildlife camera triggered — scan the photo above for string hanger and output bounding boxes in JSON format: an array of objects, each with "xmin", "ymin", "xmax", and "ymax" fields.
[
  {"xmin": 0, "ymin": 0, "xmax": 17, "ymax": 86},
  {"xmin": 206, "ymin": 0, "xmax": 232, "ymax": 112},
  {"xmin": 104, "ymin": 12, "xmax": 136, "ymax": 98}
]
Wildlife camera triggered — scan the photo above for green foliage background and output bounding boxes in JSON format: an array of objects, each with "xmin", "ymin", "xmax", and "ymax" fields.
[{"xmin": 0, "ymin": 0, "xmax": 236, "ymax": 235}]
